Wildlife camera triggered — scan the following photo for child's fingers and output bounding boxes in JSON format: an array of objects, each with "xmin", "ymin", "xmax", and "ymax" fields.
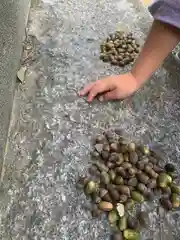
[{"xmin": 79, "ymin": 82, "xmax": 95, "ymax": 96}]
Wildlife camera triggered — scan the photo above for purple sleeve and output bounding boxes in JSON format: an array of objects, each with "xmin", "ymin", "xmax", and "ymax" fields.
[{"xmin": 148, "ymin": 0, "xmax": 180, "ymax": 29}]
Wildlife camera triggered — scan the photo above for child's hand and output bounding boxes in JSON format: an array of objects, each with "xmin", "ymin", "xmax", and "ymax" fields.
[{"xmin": 79, "ymin": 73, "xmax": 139, "ymax": 102}]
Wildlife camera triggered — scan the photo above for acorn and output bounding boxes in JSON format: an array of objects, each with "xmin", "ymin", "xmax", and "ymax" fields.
[
  {"xmin": 171, "ymin": 183, "xmax": 180, "ymax": 194},
  {"xmin": 95, "ymin": 135, "xmax": 106, "ymax": 143},
  {"xmin": 131, "ymin": 191, "xmax": 144, "ymax": 203},
  {"xmin": 123, "ymin": 229, "xmax": 140, "ymax": 240},
  {"xmin": 98, "ymin": 201, "xmax": 113, "ymax": 211},
  {"xmin": 102, "ymin": 193, "xmax": 113, "ymax": 202},
  {"xmin": 136, "ymin": 161, "xmax": 144, "ymax": 171},
  {"xmin": 108, "ymin": 188, "xmax": 120, "ymax": 202},
  {"xmin": 127, "ymin": 216, "xmax": 139, "ymax": 230},
  {"xmin": 129, "ymin": 152, "xmax": 138, "ymax": 165},
  {"xmin": 160, "ymin": 197, "xmax": 172, "ymax": 211},
  {"xmin": 109, "ymin": 169, "xmax": 116, "ymax": 181},
  {"xmin": 115, "ymin": 176, "xmax": 124, "ymax": 185},
  {"xmin": 95, "ymin": 161, "xmax": 109, "ymax": 172},
  {"xmin": 128, "ymin": 177, "xmax": 138, "ymax": 187},
  {"xmin": 153, "ymin": 164, "xmax": 163, "ymax": 173},
  {"xmin": 137, "ymin": 173, "xmax": 149, "ymax": 184},
  {"xmin": 171, "ymin": 193, "xmax": 180, "ymax": 208},
  {"xmin": 90, "ymin": 151, "xmax": 100, "ymax": 158},
  {"xmin": 161, "ymin": 186, "xmax": 172, "ymax": 195},
  {"xmin": 111, "ymin": 232, "xmax": 123, "ymax": 240},
  {"xmin": 89, "ymin": 166, "xmax": 101, "ymax": 177},
  {"xmin": 91, "ymin": 204, "xmax": 102, "ymax": 217},
  {"xmin": 115, "ymin": 167, "xmax": 126, "ymax": 178},
  {"xmin": 137, "ymin": 211, "xmax": 150, "ymax": 227},
  {"xmin": 121, "ymin": 162, "xmax": 132, "ymax": 169},
  {"xmin": 110, "ymin": 142, "xmax": 120, "ymax": 152},
  {"xmin": 125, "ymin": 199, "xmax": 134, "ymax": 211},
  {"xmin": 108, "ymin": 210, "xmax": 119, "ymax": 224},
  {"xmin": 123, "ymin": 153, "xmax": 129, "ymax": 162},
  {"xmin": 119, "ymin": 194, "xmax": 128, "ymax": 203},
  {"xmin": 164, "ymin": 163, "xmax": 175, "ymax": 173},
  {"xmin": 144, "ymin": 191, "xmax": 154, "ymax": 201},
  {"xmin": 157, "ymin": 173, "xmax": 172, "ymax": 188},
  {"xmin": 109, "ymin": 152, "xmax": 119, "ymax": 162},
  {"xmin": 101, "ymin": 151, "xmax": 110, "ymax": 160},
  {"xmin": 116, "ymin": 203, "xmax": 125, "ymax": 217},
  {"xmin": 137, "ymin": 183, "xmax": 148, "ymax": 195},
  {"xmin": 84, "ymin": 181, "xmax": 98, "ymax": 195},
  {"xmin": 118, "ymin": 216, "xmax": 127, "ymax": 231},
  {"xmin": 94, "ymin": 143, "xmax": 103, "ymax": 153},
  {"xmin": 99, "ymin": 188, "xmax": 108, "ymax": 198},
  {"xmin": 141, "ymin": 145, "xmax": 150, "ymax": 155},
  {"xmin": 149, "ymin": 156, "xmax": 158, "ymax": 165},
  {"xmin": 116, "ymin": 185, "xmax": 131, "ymax": 197},
  {"xmin": 103, "ymin": 143, "xmax": 110, "ymax": 152},
  {"xmin": 107, "ymin": 161, "xmax": 116, "ymax": 169},
  {"xmin": 147, "ymin": 179, "xmax": 157, "ymax": 189},
  {"xmin": 92, "ymin": 194, "xmax": 101, "ymax": 204},
  {"xmin": 120, "ymin": 144, "xmax": 128, "ymax": 153},
  {"xmin": 100, "ymin": 171, "xmax": 110, "ymax": 185},
  {"xmin": 144, "ymin": 165, "xmax": 158, "ymax": 179},
  {"xmin": 77, "ymin": 176, "xmax": 89, "ymax": 188},
  {"xmin": 128, "ymin": 168, "xmax": 137, "ymax": 177}
]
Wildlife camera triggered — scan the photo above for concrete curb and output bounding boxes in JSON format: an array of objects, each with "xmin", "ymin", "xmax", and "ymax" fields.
[{"xmin": 0, "ymin": 0, "xmax": 32, "ymax": 182}]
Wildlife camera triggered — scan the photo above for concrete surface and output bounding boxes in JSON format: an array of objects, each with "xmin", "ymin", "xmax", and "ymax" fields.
[
  {"xmin": 0, "ymin": 0, "xmax": 31, "ymax": 181},
  {"xmin": 0, "ymin": 0, "xmax": 180, "ymax": 239}
]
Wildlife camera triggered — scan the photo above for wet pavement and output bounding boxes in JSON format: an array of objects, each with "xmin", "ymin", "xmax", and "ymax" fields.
[{"xmin": 0, "ymin": 0, "xmax": 180, "ymax": 239}]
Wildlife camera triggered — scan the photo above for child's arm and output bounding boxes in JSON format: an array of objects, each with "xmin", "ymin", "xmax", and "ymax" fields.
[
  {"xmin": 131, "ymin": 20, "xmax": 180, "ymax": 85},
  {"xmin": 80, "ymin": 1, "xmax": 180, "ymax": 102}
]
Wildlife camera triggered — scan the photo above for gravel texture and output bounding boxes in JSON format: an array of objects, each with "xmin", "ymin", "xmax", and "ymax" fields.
[{"xmin": 0, "ymin": 0, "xmax": 180, "ymax": 239}]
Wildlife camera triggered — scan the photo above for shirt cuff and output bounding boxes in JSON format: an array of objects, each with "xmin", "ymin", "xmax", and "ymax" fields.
[{"xmin": 148, "ymin": 0, "xmax": 180, "ymax": 29}]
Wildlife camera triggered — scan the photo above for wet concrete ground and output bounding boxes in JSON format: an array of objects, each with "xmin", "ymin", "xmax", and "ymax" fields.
[{"xmin": 0, "ymin": 0, "xmax": 180, "ymax": 239}]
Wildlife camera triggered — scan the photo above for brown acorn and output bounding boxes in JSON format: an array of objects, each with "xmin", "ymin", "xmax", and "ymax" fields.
[
  {"xmin": 160, "ymin": 197, "xmax": 172, "ymax": 211},
  {"xmin": 95, "ymin": 135, "xmax": 106, "ymax": 143},
  {"xmin": 137, "ymin": 183, "xmax": 148, "ymax": 194},
  {"xmin": 128, "ymin": 177, "xmax": 138, "ymax": 187},
  {"xmin": 137, "ymin": 173, "xmax": 149, "ymax": 184},
  {"xmin": 115, "ymin": 167, "xmax": 126, "ymax": 178},
  {"xmin": 91, "ymin": 204, "xmax": 102, "ymax": 217},
  {"xmin": 128, "ymin": 168, "xmax": 137, "ymax": 177},
  {"xmin": 109, "ymin": 169, "xmax": 116, "ymax": 181},
  {"xmin": 109, "ymin": 152, "xmax": 119, "ymax": 162},
  {"xmin": 116, "ymin": 185, "xmax": 130, "ymax": 197},
  {"xmin": 108, "ymin": 188, "xmax": 120, "ymax": 202},
  {"xmin": 121, "ymin": 162, "xmax": 132, "ymax": 169},
  {"xmin": 101, "ymin": 151, "xmax": 110, "ymax": 160},
  {"xmin": 147, "ymin": 179, "xmax": 157, "ymax": 189},
  {"xmin": 129, "ymin": 152, "xmax": 138, "ymax": 165},
  {"xmin": 136, "ymin": 161, "xmax": 145, "ymax": 171},
  {"xmin": 111, "ymin": 232, "xmax": 123, "ymax": 240},
  {"xmin": 123, "ymin": 153, "xmax": 129, "ymax": 162},
  {"xmin": 110, "ymin": 142, "xmax": 120, "ymax": 152},
  {"xmin": 107, "ymin": 161, "xmax": 116, "ymax": 169},
  {"xmin": 101, "ymin": 171, "xmax": 111, "ymax": 184},
  {"xmin": 89, "ymin": 166, "xmax": 101, "ymax": 177},
  {"xmin": 102, "ymin": 193, "xmax": 113, "ymax": 202},
  {"xmin": 144, "ymin": 165, "xmax": 158, "ymax": 179},
  {"xmin": 127, "ymin": 216, "xmax": 139, "ymax": 230},
  {"xmin": 98, "ymin": 201, "xmax": 113, "ymax": 211},
  {"xmin": 114, "ymin": 176, "xmax": 124, "ymax": 185},
  {"xmin": 119, "ymin": 194, "xmax": 128, "ymax": 203}
]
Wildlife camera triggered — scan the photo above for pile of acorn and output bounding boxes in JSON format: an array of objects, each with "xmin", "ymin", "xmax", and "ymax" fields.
[
  {"xmin": 99, "ymin": 31, "xmax": 140, "ymax": 67},
  {"xmin": 77, "ymin": 130, "xmax": 180, "ymax": 240}
]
